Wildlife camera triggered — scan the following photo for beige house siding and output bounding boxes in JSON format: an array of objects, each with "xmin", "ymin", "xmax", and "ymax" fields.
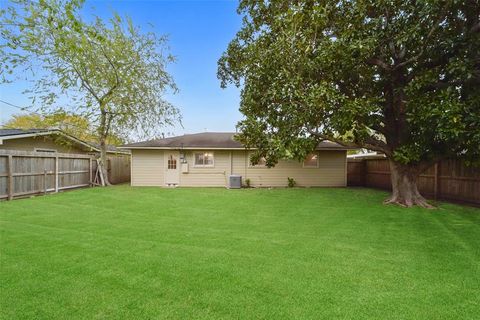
[
  {"xmin": 0, "ymin": 136, "xmax": 86, "ymax": 153},
  {"xmin": 232, "ymin": 150, "xmax": 347, "ymax": 187},
  {"xmin": 129, "ymin": 149, "xmax": 347, "ymax": 187},
  {"xmin": 131, "ymin": 150, "xmax": 165, "ymax": 186},
  {"xmin": 179, "ymin": 150, "xmax": 232, "ymax": 187}
]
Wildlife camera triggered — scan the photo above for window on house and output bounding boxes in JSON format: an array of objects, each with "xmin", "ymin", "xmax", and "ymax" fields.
[
  {"xmin": 303, "ymin": 153, "xmax": 318, "ymax": 167},
  {"xmin": 34, "ymin": 148, "xmax": 57, "ymax": 153},
  {"xmin": 194, "ymin": 152, "xmax": 214, "ymax": 167},
  {"xmin": 167, "ymin": 155, "xmax": 177, "ymax": 169}
]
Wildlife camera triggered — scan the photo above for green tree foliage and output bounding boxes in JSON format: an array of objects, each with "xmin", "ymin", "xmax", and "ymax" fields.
[
  {"xmin": 2, "ymin": 112, "xmax": 125, "ymax": 145},
  {"xmin": 1, "ymin": 0, "xmax": 180, "ymax": 184},
  {"xmin": 219, "ymin": 0, "xmax": 480, "ymax": 207}
]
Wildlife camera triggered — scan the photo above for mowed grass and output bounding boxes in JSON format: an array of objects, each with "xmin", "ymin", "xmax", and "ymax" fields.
[{"xmin": 1, "ymin": 186, "xmax": 479, "ymax": 319}]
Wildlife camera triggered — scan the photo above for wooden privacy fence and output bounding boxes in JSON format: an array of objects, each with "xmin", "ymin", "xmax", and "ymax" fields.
[
  {"xmin": 0, "ymin": 149, "xmax": 93, "ymax": 200},
  {"xmin": 90, "ymin": 154, "xmax": 131, "ymax": 185},
  {"xmin": 107, "ymin": 154, "xmax": 130, "ymax": 184},
  {"xmin": 347, "ymin": 158, "xmax": 480, "ymax": 205}
]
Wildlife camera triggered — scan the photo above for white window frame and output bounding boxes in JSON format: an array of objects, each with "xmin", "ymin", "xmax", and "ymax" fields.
[
  {"xmin": 248, "ymin": 152, "xmax": 267, "ymax": 168},
  {"xmin": 303, "ymin": 153, "xmax": 319, "ymax": 168},
  {"xmin": 34, "ymin": 148, "xmax": 57, "ymax": 153},
  {"xmin": 193, "ymin": 151, "xmax": 215, "ymax": 168}
]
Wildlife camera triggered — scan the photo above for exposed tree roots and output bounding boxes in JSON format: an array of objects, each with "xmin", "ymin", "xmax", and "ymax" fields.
[
  {"xmin": 383, "ymin": 194, "xmax": 435, "ymax": 209},
  {"xmin": 385, "ymin": 160, "xmax": 436, "ymax": 209}
]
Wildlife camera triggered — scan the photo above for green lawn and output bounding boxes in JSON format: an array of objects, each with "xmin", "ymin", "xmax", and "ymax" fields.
[{"xmin": 1, "ymin": 186, "xmax": 479, "ymax": 319}]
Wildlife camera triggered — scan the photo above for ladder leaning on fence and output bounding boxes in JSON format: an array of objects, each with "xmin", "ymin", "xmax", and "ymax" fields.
[{"xmin": 92, "ymin": 159, "xmax": 106, "ymax": 187}]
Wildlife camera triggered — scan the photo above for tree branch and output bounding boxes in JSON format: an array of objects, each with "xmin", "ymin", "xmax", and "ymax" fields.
[
  {"xmin": 308, "ymin": 131, "xmax": 391, "ymax": 156},
  {"xmin": 366, "ymin": 57, "xmax": 391, "ymax": 71},
  {"xmin": 395, "ymin": 3, "xmax": 451, "ymax": 69}
]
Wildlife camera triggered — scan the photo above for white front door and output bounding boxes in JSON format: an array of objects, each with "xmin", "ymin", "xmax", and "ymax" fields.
[{"xmin": 164, "ymin": 152, "xmax": 180, "ymax": 186}]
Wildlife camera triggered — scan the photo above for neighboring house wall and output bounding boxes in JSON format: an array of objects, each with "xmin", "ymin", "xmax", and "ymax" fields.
[
  {"xmin": 130, "ymin": 149, "xmax": 347, "ymax": 187},
  {"xmin": 0, "ymin": 136, "xmax": 87, "ymax": 154},
  {"xmin": 131, "ymin": 150, "xmax": 165, "ymax": 186}
]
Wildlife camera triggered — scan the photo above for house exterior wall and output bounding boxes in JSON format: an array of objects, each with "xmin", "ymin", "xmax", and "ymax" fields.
[
  {"xmin": 130, "ymin": 149, "xmax": 347, "ymax": 187},
  {"xmin": 179, "ymin": 150, "xmax": 231, "ymax": 187},
  {"xmin": 131, "ymin": 149, "xmax": 165, "ymax": 186},
  {"xmin": 0, "ymin": 136, "xmax": 87, "ymax": 153},
  {"xmin": 233, "ymin": 150, "xmax": 347, "ymax": 187}
]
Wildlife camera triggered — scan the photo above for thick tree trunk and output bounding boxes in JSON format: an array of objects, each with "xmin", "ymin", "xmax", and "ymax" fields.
[{"xmin": 384, "ymin": 160, "xmax": 434, "ymax": 208}]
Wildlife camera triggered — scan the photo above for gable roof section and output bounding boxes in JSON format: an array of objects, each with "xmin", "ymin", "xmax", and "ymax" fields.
[
  {"xmin": 0, "ymin": 128, "xmax": 129, "ymax": 154},
  {"xmin": 120, "ymin": 132, "xmax": 351, "ymax": 150}
]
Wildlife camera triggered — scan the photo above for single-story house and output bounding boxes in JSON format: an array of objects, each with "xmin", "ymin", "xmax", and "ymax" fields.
[
  {"xmin": 120, "ymin": 132, "xmax": 351, "ymax": 188},
  {"xmin": 0, "ymin": 129, "xmax": 131, "ymax": 184}
]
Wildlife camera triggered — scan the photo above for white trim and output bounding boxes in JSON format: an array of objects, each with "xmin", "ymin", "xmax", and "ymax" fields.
[
  {"xmin": 302, "ymin": 153, "xmax": 319, "ymax": 168},
  {"xmin": 164, "ymin": 151, "xmax": 180, "ymax": 185},
  {"xmin": 120, "ymin": 146, "xmax": 247, "ymax": 150},
  {"xmin": 0, "ymin": 132, "xmax": 53, "ymax": 140},
  {"xmin": 119, "ymin": 146, "xmax": 351, "ymax": 151},
  {"xmin": 192, "ymin": 151, "xmax": 215, "ymax": 168}
]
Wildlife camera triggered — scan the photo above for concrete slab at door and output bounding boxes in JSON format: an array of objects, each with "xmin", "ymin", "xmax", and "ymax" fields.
[{"xmin": 164, "ymin": 152, "xmax": 180, "ymax": 186}]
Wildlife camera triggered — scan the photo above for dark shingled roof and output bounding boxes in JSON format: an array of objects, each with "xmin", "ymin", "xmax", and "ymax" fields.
[
  {"xmin": 121, "ymin": 132, "xmax": 350, "ymax": 150},
  {"xmin": 0, "ymin": 128, "xmax": 51, "ymax": 137}
]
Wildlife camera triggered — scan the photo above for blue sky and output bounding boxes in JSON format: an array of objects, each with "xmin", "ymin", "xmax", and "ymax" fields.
[{"xmin": 0, "ymin": 0, "xmax": 243, "ymax": 136}]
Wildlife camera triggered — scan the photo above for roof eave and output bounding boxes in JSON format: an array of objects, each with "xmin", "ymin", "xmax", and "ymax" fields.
[
  {"xmin": 1, "ymin": 129, "xmax": 130, "ymax": 154},
  {"xmin": 120, "ymin": 146, "xmax": 353, "ymax": 151},
  {"xmin": 119, "ymin": 146, "xmax": 247, "ymax": 150}
]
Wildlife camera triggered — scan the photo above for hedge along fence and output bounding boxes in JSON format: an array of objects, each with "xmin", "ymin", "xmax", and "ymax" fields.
[
  {"xmin": 347, "ymin": 158, "xmax": 480, "ymax": 206},
  {"xmin": 0, "ymin": 149, "xmax": 93, "ymax": 200}
]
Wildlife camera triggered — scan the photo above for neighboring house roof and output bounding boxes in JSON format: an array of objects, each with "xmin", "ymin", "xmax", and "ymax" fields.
[
  {"xmin": 0, "ymin": 128, "xmax": 129, "ymax": 154},
  {"xmin": 120, "ymin": 132, "xmax": 352, "ymax": 150},
  {"xmin": 0, "ymin": 128, "xmax": 52, "ymax": 136}
]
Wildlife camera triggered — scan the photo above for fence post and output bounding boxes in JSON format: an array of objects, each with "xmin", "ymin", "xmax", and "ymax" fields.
[
  {"xmin": 7, "ymin": 155, "xmax": 13, "ymax": 200},
  {"xmin": 89, "ymin": 157, "xmax": 93, "ymax": 186},
  {"xmin": 54, "ymin": 156, "xmax": 59, "ymax": 193},
  {"xmin": 44, "ymin": 169, "xmax": 47, "ymax": 195}
]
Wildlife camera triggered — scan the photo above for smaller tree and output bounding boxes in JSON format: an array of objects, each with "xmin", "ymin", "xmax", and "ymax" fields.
[{"xmin": 1, "ymin": 0, "xmax": 180, "ymax": 184}]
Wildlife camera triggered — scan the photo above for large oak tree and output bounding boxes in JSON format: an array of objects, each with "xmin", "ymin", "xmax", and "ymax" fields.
[{"xmin": 218, "ymin": 0, "xmax": 480, "ymax": 207}]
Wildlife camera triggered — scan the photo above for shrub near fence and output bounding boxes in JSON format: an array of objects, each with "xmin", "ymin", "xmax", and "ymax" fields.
[
  {"xmin": 347, "ymin": 158, "xmax": 480, "ymax": 206},
  {"xmin": 0, "ymin": 149, "xmax": 93, "ymax": 200}
]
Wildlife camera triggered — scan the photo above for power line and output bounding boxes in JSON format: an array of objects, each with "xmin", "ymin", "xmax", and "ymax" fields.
[
  {"xmin": 0, "ymin": 99, "xmax": 29, "ymax": 111},
  {"xmin": 0, "ymin": 99, "xmax": 91, "ymax": 132}
]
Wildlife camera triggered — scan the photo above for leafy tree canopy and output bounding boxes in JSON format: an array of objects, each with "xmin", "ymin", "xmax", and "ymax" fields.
[
  {"xmin": 2, "ymin": 112, "xmax": 125, "ymax": 145},
  {"xmin": 219, "ymin": 0, "xmax": 480, "ymax": 206}
]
